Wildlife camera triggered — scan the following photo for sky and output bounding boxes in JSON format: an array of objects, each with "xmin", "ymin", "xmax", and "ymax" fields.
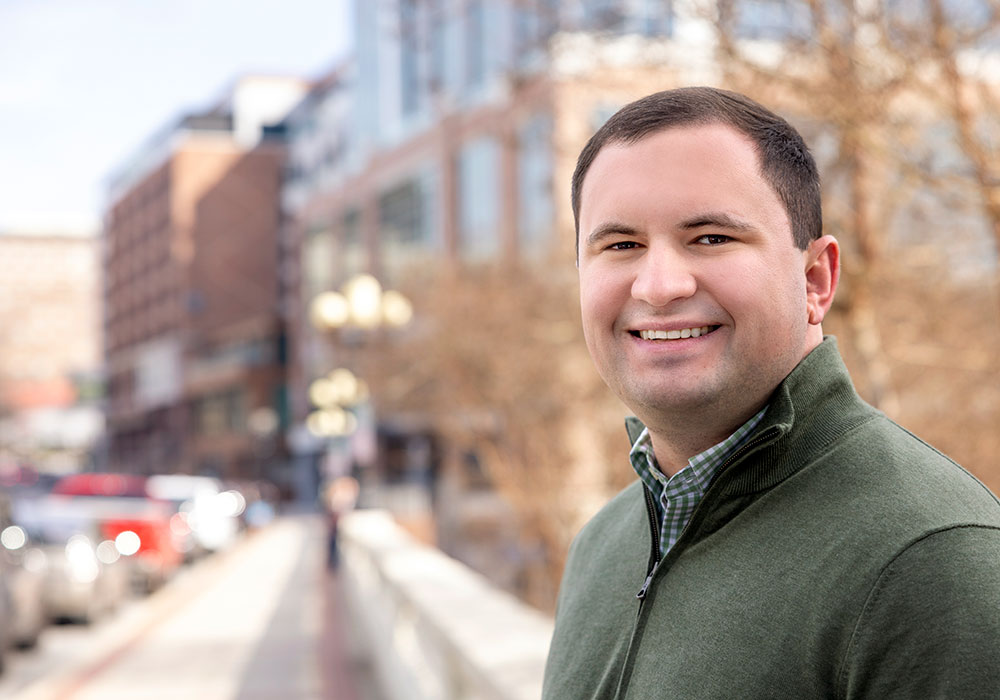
[{"xmin": 0, "ymin": 0, "xmax": 351, "ymax": 234}]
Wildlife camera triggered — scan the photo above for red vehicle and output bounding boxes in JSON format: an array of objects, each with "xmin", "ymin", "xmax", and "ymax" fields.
[{"xmin": 49, "ymin": 473, "xmax": 182, "ymax": 592}]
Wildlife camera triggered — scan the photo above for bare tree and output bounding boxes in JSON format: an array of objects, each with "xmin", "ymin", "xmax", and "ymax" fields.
[
  {"xmin": 372, "ymin": 263, "xmax": 630, "ymax": 610},
  {"xmin": 713, "ymin": 0, "xmax": 922, "ymax": 413},
  {"xmin": 901, "ymin": 0, "xmax": 1000, "ymax": 291},
  {"xmin": 711, "ymin": 0, "xmax": 1000, "ymax": 491}
]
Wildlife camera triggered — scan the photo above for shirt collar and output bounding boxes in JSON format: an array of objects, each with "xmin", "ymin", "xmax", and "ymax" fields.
[{"xmin": 629, "ymin": 408, "xmax": 768, "ymax": 492}]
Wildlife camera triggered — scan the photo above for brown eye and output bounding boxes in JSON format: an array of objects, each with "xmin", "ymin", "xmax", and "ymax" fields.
[
  {"xmin": 696, "ymin": 234, "xmax": 731, "ymax": 245},
  {"xmin": 608, "ymin": 241, "xmax": 638, "ymax": 250}
]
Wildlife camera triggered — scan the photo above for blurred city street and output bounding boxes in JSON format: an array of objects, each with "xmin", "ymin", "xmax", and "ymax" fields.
[
  {"xmin": 1, "ymin": 1, "xmax": 999, "ymax": 699},
  {"xmin": 0, "ymin": 513, "xmax": 373, "ymax": 700}
]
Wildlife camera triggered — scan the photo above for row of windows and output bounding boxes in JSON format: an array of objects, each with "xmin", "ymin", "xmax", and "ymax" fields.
[
  {"xmin": 301, "ymin": 116, "xmax": 555, "ymax": 284},
  {"xmin": 109, "ymin": 167, "xmax": 169, "ymax": 224},
  {"xmin": 106, "ymin": 268, "xmax": 174, "ymax": 320},
  {"xmin": 301, "ymin": 210, "xmax": 369, "ymax": 300},
  {"xmin": 106, "ymin": 170, "xmax": 171, "ymax": 261},
  {"xmin": 362, "ymin": 107, "xmax": 589, "ymax": 269},
  {"xmin": 392, "ymin": 0, "xmax": 676, "ymax": 119},
  {"xmin": 106, "ymin": 240, "xmax": 171, "ymax": 293},
  {"xmin": 195, "ymin": 389, "xmax": 247, "ymax": 436},
  {"xmin": 398, "ymin": 0, "xmax": 494, "ymax": 117},
  {"xmin": 105, "ymin": 299, "xmax": 177, "ymax": 353}
]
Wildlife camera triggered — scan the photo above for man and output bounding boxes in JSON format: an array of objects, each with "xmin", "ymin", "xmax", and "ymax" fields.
[{"xmin": 543, "ymin": 86, "xmax": 1000, "ymax": 699}]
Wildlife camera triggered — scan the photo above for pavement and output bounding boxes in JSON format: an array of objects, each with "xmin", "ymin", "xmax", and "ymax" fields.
[{"xmin": 1, "ymin": 513, "xmax": 377, "ymax": 700}]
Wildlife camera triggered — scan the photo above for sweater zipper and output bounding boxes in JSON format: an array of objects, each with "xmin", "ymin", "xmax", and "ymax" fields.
[
  {"xmin": 633, "ymin": 425, "xmax": 781, "ymax": 601},
  {"xmin": 636, "ymin": 485, "xmax": 661, "ymax": 599}
]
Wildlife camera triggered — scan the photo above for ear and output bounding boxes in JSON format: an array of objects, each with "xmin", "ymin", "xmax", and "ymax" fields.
[{"xmin": 804, "ymin": 235, "xmax": 839, "ymax": 326}]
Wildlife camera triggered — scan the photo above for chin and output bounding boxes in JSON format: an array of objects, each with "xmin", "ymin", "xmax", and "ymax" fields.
[{"xmin": 627, "ymin": 387, "xmax": 717, "ymax": 418}]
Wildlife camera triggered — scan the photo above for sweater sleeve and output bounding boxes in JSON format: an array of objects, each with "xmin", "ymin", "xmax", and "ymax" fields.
[{"xmin": 839, "ymin": 525, "xmax": 1000, "ymax": 700}]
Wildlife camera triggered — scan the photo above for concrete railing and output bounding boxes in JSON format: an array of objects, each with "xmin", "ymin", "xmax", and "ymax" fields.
[{"xmin": 338, "ymin": 510, "xmax": 554, "ymax": 700}]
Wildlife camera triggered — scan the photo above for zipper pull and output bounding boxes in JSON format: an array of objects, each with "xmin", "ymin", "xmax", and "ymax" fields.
[{"xmin": 636, "ymin": 572, "xmax": 654, "ymax": 600}]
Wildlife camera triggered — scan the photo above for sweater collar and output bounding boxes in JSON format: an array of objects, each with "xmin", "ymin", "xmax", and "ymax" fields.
[{"xmin": 624, "ymin": 336, "xmax": 876, "ymax": 495}]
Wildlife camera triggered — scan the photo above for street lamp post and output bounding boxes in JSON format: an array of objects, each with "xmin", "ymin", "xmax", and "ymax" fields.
[{"xmin": 306, "ymin": 273, "xmax": 413, "ymax": 504}]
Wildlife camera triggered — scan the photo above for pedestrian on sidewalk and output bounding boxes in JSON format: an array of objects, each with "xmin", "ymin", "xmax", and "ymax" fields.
[
  {"xmin": 323, "ymin": 475, "xmax": 359, "ymax": 569},
  {"xmin": 543, "ymin": 86, "xmax": 1000, "ymax": 699}
]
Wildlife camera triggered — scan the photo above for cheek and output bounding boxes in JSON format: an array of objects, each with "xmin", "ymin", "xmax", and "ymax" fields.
[
  {"xmin": 745, "ymin": 265, "xmax": 809, "ymax": 338},
  {"xmin": 579, "ymin": 272, "xmax": 621, "ymax": 357},
  {"xmin": 579, "ymin": 270, "xmax": 616, "ymax": 325},
  {"xmin": 727, "ymin": 255, "xmax": 804, "ymax": 308},
  {"xmin": 579, "ymin": 294, "xmax": 605, "ymax": 357}
]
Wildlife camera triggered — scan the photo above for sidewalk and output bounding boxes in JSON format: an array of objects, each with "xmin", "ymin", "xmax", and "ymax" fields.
[{"xmin": 4, "ymin": 513, "xmax": 373, "ymax": 700}]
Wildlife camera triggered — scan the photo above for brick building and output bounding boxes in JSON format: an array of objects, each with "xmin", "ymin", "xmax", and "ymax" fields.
[{"xmin": 103, "ymin": 76, "xmax": 307, "ymax": 482}]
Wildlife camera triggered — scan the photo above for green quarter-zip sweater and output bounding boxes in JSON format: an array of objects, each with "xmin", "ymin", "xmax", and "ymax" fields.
[{"xmin": 543, "ymin": 338, "xmax": 1000, "ymax": 699}]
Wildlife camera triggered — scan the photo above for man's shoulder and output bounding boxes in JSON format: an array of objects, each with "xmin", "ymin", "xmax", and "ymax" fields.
[
  {"xmin": 800, "ymin": 411, "xmax": 1000, "ymax": 543},
  {"xmin": 853, "ymin": 414, "xmax": 999, "ymax": 513}
]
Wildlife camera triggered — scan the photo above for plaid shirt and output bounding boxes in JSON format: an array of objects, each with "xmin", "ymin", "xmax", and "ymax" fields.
[{"xmin": 630, "ymin": 408, "xmax": 767, "ymax": 558}]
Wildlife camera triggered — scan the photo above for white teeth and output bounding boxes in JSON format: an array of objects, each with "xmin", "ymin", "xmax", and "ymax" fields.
[{"xmin": 639, "ymin": 326, "xmax": 712, "ymax": 341}]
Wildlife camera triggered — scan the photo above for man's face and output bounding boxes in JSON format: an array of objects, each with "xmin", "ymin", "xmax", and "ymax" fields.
[{"xmin": 577, "ymin": 123, "xmax": 821, "ymax": 425}]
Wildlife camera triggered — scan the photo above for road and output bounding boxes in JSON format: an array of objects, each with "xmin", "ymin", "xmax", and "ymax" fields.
[{"xmin": 0, "ymin": 513, "xmax": 377, "ymax": 700}]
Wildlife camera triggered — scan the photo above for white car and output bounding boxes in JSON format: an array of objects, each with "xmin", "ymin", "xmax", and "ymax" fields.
[
  {"xmin": 147, "ymin": 475, "xmax": 244, "ymax": 558},
  {"xmin": 13, "ymin": 498, "xmax": 130, "ymax": 624}
]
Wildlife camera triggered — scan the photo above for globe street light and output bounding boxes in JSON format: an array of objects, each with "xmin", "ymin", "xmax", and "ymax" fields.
[
  {"xmin": 308, "ymin": 273, "xmax": 413, "ymax": 332},
  {"xmin": 306, "ymin": 367, "xmax": 369, "ymax": 439}
]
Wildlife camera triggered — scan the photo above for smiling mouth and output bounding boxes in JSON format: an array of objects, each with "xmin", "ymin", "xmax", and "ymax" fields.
[{"xmin": 632, "ymin": 325, "xmax": 720, "ymax": 340}]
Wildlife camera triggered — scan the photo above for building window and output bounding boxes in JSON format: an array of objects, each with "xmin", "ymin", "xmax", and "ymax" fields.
[
  {"xmin": 400, "ymin": 0, "xmax": 421, "ymax": 116},
  {"xmin": 515, "ymin": 0, "xmax": 561, "ymax": 58},
  {"xmin": 379, "ymin": 176, "xmax": 435, "ymax": 274},
  {"xmin": 582, "ymin": 0, "xmax": 626, "ymax": 32},
  {"xmin": 340, "ymin": 208, "xmax": 367, "ymax": 279},
  {"xmin": 458, "ymin": 136, "xmax": 500, "ymax": 261},
  {"xmin": 518, "ymin": 114, "xmax": 554, "ymax": 253},
  {"xmin": 380, "ymin": 180, "xmax": 425, "ymax": 246},
  {"xmin": 196, "ymin": 389, "xmax": 246, "ymax": 435},
  {"xmin": 428, "ymin": 0, "xmax": 448, "ymax": 93},
  {"xmin": 303, "ymin": 224, "xmax": 335, "ymax": 300},
  {"xmin": 465, "ymin": 0, "xmax": 486, "ymax": 89}
]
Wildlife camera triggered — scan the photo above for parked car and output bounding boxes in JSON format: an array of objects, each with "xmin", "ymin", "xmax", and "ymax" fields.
[
  {"xmin": 0, "ymin": 564, "xmax": 9, "ymax": 674},
  {"xmin": 15, "ymin": 498, "xmax": 131, "ymax": 623},
  {"xmin": 147, "ymin": 475, "xmax": 242, "ymax": 558},
  {"xmin": 0, "ymin": 464, "xmax": 60, "ymax": 499},
  {"xmin": 49, "ymin": 474, "xmax": 182, "ymax": 593},
  {"xmin": 0, "ymin": 491, "xmax": 47, "ymax": 653}
]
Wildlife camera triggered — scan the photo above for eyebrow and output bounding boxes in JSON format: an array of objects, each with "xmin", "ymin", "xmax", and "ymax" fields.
[
  {"xmin": 679, "ymin": 212, "xmax": 758, "ymax": 232},
  {"xmin": 585, "ymin": 221, "xmax": 641, "ymax": 248}
]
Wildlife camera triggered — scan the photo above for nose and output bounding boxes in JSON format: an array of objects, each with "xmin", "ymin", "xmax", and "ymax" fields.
[{"xmin": 630, "ymin": 247, "xmax": 697, "ymax": 307}]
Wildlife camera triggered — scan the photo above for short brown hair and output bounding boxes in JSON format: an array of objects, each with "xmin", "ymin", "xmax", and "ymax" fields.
[{"xmin": 572, "ymin": 86, "xmax": 822, "ymax": 255}]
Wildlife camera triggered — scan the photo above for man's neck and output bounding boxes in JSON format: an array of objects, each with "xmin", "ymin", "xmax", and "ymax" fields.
[
  {"xmin": 647, "ymin": 432, "xmax": 720, "ymax": 477},
  {"xmin": 643, "ymin": 404, "xmax": 766, "ymax": 477}
]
